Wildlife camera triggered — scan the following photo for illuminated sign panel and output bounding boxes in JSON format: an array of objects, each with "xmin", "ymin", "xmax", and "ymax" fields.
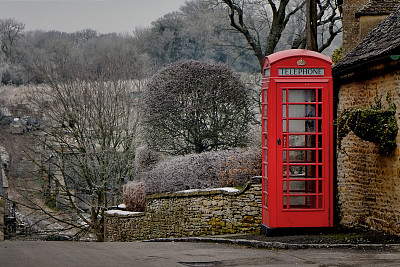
[{"xmin": 278, "ymin": 68, "xmax": 324, "ymax": 76}]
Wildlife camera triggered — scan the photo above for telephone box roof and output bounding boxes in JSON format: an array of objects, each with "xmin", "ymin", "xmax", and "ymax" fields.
[{"xmin": 263, "ymin": 49, "xmax": 332, "ymax": 67}]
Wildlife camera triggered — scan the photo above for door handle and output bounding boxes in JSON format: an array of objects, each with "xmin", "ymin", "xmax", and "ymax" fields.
[{"xmin": 277, "ymin": 138, "xmax": 281, "ymax": 145}]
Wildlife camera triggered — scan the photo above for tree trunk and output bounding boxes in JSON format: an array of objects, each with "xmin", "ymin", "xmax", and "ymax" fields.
[{"xmin": 306, "ymin": 0, "xmax": 318, "ymax": 51}]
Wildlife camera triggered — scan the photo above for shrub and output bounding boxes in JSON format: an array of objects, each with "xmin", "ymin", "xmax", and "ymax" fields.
[
  {"xmin": 123, "ymin": 181, "xmax": 147, "ymax": 212},
  {"xmin": 134, "ymin": 146, "xmax": 163, "ymax": 173},
  {"xmin": 142, "ymin": 60, "xmax": 255, "ymax": 155},
  {"xmin": 123, "ymin": 147, "xmax": 261, "ymax": 211}
]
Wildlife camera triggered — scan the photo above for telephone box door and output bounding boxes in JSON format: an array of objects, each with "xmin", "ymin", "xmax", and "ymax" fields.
[{"xmin": 276, "ymin": 82, "xmax": 331, "ymax": 227}]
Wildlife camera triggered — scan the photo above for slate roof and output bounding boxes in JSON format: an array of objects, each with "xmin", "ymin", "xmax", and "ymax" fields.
[
  {"xmin": 356, "ymin": 0, "xmax": 400, "ymax": 16},
  {"xmin": 334, "ymin": 6, "xmax": 400, "ymax": 74}
]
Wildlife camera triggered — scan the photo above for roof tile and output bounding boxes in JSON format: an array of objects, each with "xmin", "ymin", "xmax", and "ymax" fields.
[{"xmin": 334, "ymin": 6, "xmax": 400, "ymax": 72}]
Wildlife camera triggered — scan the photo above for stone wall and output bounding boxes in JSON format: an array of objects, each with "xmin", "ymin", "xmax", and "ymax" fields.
[
  {"xmin": 104, "ymin": 177, "xmax": 262, "ymax": 242},
  {"xmin": 337, "ymin": 62, "xmax": 400, "ymax": 235}
]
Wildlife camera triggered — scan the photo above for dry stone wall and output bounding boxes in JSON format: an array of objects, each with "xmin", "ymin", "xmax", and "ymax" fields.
[
  {"xmin": 337, "ymin": 63, "xmax": 400, "ymax": 235},
  {"xmin": 104, "ymin": 177, "xmax": 262, "ymax": 242}
]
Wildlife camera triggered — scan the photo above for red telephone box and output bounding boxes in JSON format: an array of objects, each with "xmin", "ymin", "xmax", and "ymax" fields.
[{"xmin": 261, "ymin": 49, "xmax": 333, "ymax": 231}]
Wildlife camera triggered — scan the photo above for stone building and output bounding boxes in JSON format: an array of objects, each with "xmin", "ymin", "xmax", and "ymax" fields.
[
  {"xmin": 342, "ymin": 0, "xmax": 400, "ymax": 54},
  {"xmin": 334, "ymin": 1, "xmax": 400, "ymax": 234}
]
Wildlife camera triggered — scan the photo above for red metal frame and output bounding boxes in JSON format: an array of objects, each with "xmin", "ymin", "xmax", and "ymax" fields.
[{"xmin": 261, "ymin": 49, "xmax": 333, "ymax": 229}]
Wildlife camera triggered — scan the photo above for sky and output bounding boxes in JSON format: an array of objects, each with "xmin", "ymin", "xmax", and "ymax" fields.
[{"xmin": 0, "ymin": 0, "xmax": 187, "ymax": 34}]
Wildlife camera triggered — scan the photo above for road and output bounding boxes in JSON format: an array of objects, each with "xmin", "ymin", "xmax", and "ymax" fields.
[{"xmin": 1, "ymin": 240, "xmax": 400, "ymax": 267}]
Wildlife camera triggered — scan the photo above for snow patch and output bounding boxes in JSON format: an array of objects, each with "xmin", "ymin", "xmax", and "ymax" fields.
[
  {"xmin": 105, "ymin": 209, "xmax": 142, "ymax": 216},
  {"xmin": 117, "ymin": 203, "xmax": 126, "ymax": 209},
  {"xmin": 176, "ymin": 187, "xmax": 240, "ymax": 194}
]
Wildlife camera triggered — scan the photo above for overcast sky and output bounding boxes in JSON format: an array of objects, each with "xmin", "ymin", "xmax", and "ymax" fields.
[{"xmin": 0, "ymin": 0, "xmax": 187, "ymax": 34}]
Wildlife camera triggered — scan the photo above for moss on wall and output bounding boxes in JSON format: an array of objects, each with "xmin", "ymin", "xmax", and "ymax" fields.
[{"xmin": 337, "ymin": 96, "xmax": 398, "ymax": 154}]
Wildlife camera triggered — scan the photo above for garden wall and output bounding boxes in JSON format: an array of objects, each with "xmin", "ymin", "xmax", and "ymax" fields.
[{"xmin": 104, "ymin": 177, "xmax": 262, "ymax": 242}]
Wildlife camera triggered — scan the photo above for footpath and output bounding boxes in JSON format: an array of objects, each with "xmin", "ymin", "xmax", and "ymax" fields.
[{"xmin": 145, "ymin": 227, "xmax": 400, "ymax": 250}]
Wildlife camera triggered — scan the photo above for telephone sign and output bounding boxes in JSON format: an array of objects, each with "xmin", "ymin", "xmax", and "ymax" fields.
[
  {"xmin": 278, "ymin": 68, "xmax": 325, "ymax": 76},
  {"xmin": 261, "ymin": 49, "xmax": 333, "ymax": 232}
]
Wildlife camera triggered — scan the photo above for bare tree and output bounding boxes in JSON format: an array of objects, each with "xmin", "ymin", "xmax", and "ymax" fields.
[
  {"xmin": 27, "ymin": 42, "xmax": 142, "ymax": 241},
  {"xmin": 0, "ymin": 18, "xmax": 25, "ymax": 64},
  {"xmin": 142, "ymin": 60, "xmax": 255, "ymax": 155},
  {"xmin": 210, "ymin": 0, "xmax": 342, "ymax": 71}
]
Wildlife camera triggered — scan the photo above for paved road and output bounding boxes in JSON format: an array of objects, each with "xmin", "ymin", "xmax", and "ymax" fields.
[{"xmin": 1, "ymin": 241, "xmax": 400, "ymax": 267}]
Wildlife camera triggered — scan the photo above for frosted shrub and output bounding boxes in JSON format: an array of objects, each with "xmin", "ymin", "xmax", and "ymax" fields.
[
  {"xmin": 134, "ymin": 146, "xmax": 163, "ymax": 173},
  {"xmin": 140, "ymin": 147, "xmax": 261, "ymax": 195},
  {"xmin": 123, "ymin": 147, "xmax": 261, "ymax": 211},
  {"xmin": 123, "ymin": 181, "xmax": 147, "ymax": 212}
]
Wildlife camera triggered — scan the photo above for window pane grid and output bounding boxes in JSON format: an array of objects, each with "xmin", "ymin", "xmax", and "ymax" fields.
[{"xmin": 282, "ymin": 88, "xmax": 324, "ymax": 211}]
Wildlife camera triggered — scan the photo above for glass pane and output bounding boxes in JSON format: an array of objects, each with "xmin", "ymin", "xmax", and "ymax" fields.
[
  {"xmin": 263, "ymin": 119, "xmax": 267, "ymax": 133},
  {"xmin": 288, "ymin": 150, "xmax": 316, "ymax": 163},
  {"xmin": 305, "ymin": 165, "xmax": 317, "ymax": 177},
  {"xmin": 318, "ymin": 104, "xmax": 322, "ymax": 117},
  {"xmin": 283, "ymin": 120, "xmax": 287, "ymax": 132},
  {"xmin": 318, "ymin": 181, "xmax": 323, "ymax": 193},
  {"xmin": 318, "ymin": 89, "xmax": 322, "ymax": 102},
  {"xmin": 318, "ymin": 195, "xmax": 323, "ymax": 209},
  {"xmin": 289, "ymin": 150, "xmax": 305, "ymax": 161},
  {"xmin": 288, "ymin": 104, "xmax": 316, "ymax": 118},
  {"xmin": 283, "ymin": 181, "xmax": 316, "ymax": 194},
  {"xmin": 288, "ymin": 120, "xmax": 316, "ymax": 132},
  {"xmin": 283, "ymin": 196, "xmax": 288, "ymax": 208},
  {"xmin": 283, "ymin": 165, "xmax": 287, "ymax": 176},
  {"xmin": 318, "ymin": 135, "xmax": 322, "ymax": 148},
  {"xmin": 263, "ymin": 163, "xmax": 268, "ymax": 177},
  {"xmin": 282, "ymin": 105, "xmax": 287, "ymax": 117},
  {"xmin": 263, "ymin": 90, "xmax": 268, "ymax": 104},
  {"xmin": 283, "ymin": 151, "xmax": 287, "ymax": 163},
  {"xmin": 289, "ymin": 135, "xmax": 306, "ymax": 147},
  {"xmin": 288, "ymin": 165, "xmax": 316, "ymax": 178},
  {"xmin": 288, "ymin": 196, "xmax": 317, "ymax": 209},
  {"xmin": 288, "ymin": 165, "xmax": 305, "ymax": 177},
  {"xmin": 288, "ymin": 180, "xmax": 317, "ymax": 194},
  {"xmin": 289, "ymin": 89, "xmax": 316, "ymax": 103},
  {"xmin": 318, "ymin": 165, "xmax": 323, "ymax": 178},
  {"xmin": 318, "ymin": 119, "xmax": 322, "ymax": 132},
  {"xmin": 289, "ymin": 135, "xmax": 316, "ymax": 148},
  {"xmin": 282, "ymin": 89, "xmax": 287, "ymax": 103}
]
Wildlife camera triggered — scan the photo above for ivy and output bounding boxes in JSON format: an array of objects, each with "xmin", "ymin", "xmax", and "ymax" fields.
[{"xmin": 337, "ymin": 95, "xmax": 398, "ymax": 154}]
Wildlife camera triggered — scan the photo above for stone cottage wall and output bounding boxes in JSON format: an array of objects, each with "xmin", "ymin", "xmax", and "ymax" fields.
[
  {"xmin": 337, "ymin": 62, "xmax": 400, "ymax": 235},
  {"xmin": 104, "ymin": 177, "xmax": 262, "ymax": 242}
]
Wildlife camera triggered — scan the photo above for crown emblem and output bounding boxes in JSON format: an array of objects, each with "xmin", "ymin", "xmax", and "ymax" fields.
[{"xmin": 297, "ymin": 58, "xmax": 306, "ymax": 66}]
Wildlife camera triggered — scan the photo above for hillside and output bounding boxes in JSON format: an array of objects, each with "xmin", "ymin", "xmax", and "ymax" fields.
[{"xmin": 0, "ymin": 85, "xmax": 79, "ymax": 240}]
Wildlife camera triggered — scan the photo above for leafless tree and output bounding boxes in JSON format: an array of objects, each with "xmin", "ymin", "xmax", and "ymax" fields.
[
  {"xmin": 26, "ymin": 42, "xmax": 143, "ymax": 241},
  {"xmin": 210, "ymin": 0, "xmax": 342, "ymax": 71},
  {"xmin": 0, "ymin": 18, "xmax": 25, "ymax": 64}
]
